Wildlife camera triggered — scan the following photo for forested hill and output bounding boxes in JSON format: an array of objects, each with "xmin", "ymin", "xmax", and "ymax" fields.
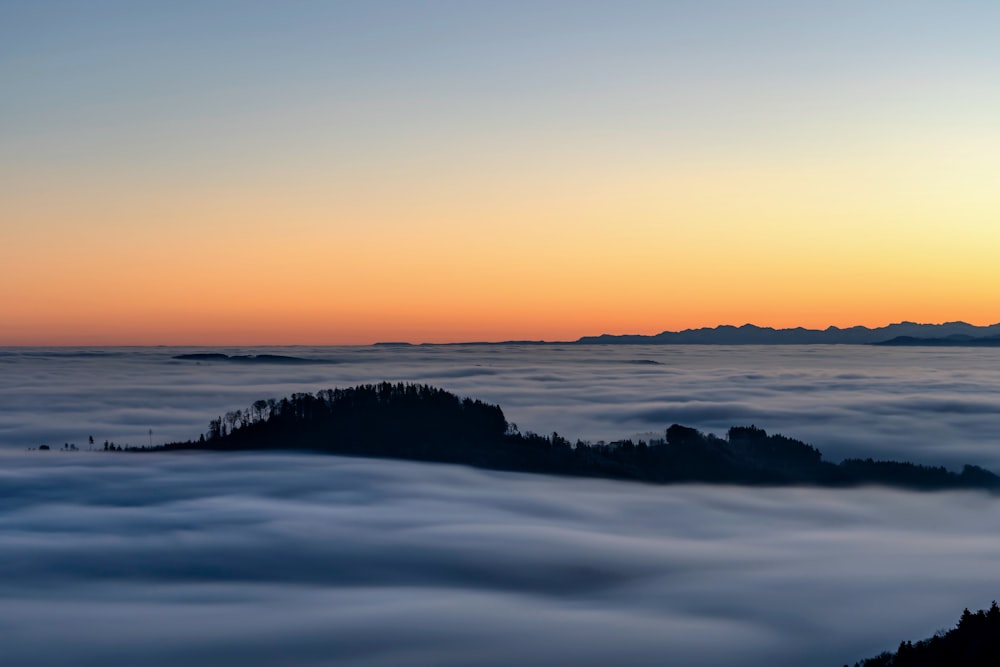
[
  {"xmin": 847, "ymin": 602, "xmax": 1000, "ymax": 666},
  {"xmin": 130, "ymin": 383, "xmax": 1000, "ymax": 491}
]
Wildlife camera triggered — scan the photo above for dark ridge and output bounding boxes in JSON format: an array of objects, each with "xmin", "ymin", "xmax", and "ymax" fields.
[
  {"xmin": 105, "ymin": 384, "xmax": 1000, "ymax": 492},
  {"xmin": 573, "ymin": 321, "xmax": 1000, "ymax": 345},
  {"xmin": 874, "ymin": 334, "xmax": 1000, "ymax": 347},
  {"xmin": 373, "ymin": 342, "xmax": 414, "ymax": 346},
  {"xmin": 173, "ymin": 353, "xmax": 331, "ymax": 364},
  {"xmin": 417, "ymin": 340, "xmax": 550, "ymax": 346},
  {"xmin": 627, "ymin": 359, "xmax": 663, "ymax": 365},
  {"xmin": 847, "ymin": 601, "xmax": 1000, "ymax": 666}
]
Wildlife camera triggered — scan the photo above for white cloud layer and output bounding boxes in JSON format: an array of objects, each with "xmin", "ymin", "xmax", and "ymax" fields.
[
  {"xmin": 2, "ymin": 452, "xmax": 1000, "ymax": 666},
  {"xmin": 4, "ymin": 346, "xmax": 1000, "ymax": 664}
]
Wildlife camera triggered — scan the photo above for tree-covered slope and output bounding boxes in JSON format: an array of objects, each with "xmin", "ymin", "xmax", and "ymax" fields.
[
  {"xmin": 848, "ymin": 602, "xmax": 1000, "ymax": 667},
  {"xmin": 112, "ymin": 383, "xmax": 1000, "ymax": 492}
]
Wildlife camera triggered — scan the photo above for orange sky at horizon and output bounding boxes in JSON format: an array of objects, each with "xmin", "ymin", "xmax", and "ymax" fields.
[{"xmin": 4, "ymin": 140, "xmax": 999, "ymax": 346}]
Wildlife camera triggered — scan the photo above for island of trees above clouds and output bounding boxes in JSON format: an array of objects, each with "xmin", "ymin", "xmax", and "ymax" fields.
[{"xmin": 54, "ymin": 382, "xmax": 1000, "ymax": 493}]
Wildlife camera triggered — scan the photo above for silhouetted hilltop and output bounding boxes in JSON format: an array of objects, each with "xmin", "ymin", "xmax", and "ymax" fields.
[
  {"xmin": 847, "ymin": 602, "xmax": 1000, "ymax": 666},
  {"xmin": 110, "ymin": 383, "xmax": 1000, "ymax": 491},
  {"xmin": 575, "ymin": 321, "xmax": 1000, "ymax": 345}
]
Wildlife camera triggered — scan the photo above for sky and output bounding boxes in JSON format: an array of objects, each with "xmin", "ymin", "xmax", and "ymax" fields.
[{"xmin": 2, "ymin": 1, "xmax": 999, "ymax": 345}]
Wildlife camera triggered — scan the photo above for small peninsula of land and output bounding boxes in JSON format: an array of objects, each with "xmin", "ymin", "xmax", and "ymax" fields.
[
  {"xmin": 173, "ymin": 353, "xmax": 331, "ymax": 364},
  {"xmin": 102, "ymin": 383, "xmax": 999, "ymax": 492}
]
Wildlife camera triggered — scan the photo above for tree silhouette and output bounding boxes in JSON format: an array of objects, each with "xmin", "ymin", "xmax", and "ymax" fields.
[
  {"xmin": 128, "ymin": 383, "xmax": 1000, "ymax": 492},
  {"xmin": 849, "ymin": 601, "xmax": 1000, "ymax": 666}
]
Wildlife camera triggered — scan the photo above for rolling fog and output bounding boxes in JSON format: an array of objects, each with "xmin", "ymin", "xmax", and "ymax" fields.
[
  {"xmin": 3, "ymin": 345, "xmax": 1000, "ymax": 665},
  {"xmin": 3, "ymin": 452, "xmax": 1000, "ymax": 666}
]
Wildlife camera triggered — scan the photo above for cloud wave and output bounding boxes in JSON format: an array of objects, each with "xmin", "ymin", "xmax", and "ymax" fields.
[{"xmin": 2, "ymin": 452, "xmax": 1000, "ymax": 666}]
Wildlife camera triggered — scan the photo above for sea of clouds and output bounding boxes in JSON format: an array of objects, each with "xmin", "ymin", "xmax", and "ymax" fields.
[
  {"xmin": 3, "ymin": 344, "xmax": 1000, "ymax": 467},
  {"xmin": 3, "ymin": 344, "xmax": 1000, "ymax": 665},
  {"xmin": 2, "ymin": 452, "xmax": 1000, "ymax": 666}
]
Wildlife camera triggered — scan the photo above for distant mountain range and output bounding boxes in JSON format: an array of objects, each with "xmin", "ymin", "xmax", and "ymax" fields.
[{"xmin": 575, "ymin": 321, "xmax": 1000, "ymax": 345}]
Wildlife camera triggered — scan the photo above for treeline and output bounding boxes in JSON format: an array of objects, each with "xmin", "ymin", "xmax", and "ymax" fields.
[
  {"xmin": 116, "ymin": 383, "xmax": 1000, "ymax": 491},
  {"xmin": 848, "ymin": 602, "xmax": 1000, "ymax": 666},
  {"xmin": 160, "ymin": 383, "xmax": 510, "ymax": 466}
]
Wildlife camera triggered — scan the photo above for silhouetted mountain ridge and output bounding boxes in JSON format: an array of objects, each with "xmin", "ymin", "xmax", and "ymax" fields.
[{"xmin": 576, "ymin": 321, "xmax": 1000, "ymax": 345}]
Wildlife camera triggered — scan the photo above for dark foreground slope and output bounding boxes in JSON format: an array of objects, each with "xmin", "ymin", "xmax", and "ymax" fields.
[
  {"xmin": 848, "ymin": 602, "xmax": 1000, "ymax": 667},
  {"xmin": 125, "ymin": 383, "xmax": 1000, "ymax": 491}
]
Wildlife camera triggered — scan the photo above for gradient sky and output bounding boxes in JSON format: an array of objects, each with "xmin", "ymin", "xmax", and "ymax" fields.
[{"xmin": 2, "ymin": 1, "xmax": 999, "ymax": 345}]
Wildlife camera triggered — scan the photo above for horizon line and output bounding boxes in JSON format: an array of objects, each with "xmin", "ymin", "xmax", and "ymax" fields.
[{"xmin": 4, "ymin": 319, "xmax": 999, "ymax": 348}]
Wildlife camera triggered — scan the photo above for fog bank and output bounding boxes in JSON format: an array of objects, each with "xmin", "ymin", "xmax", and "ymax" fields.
[{"xmin": 2, "ymin": 452, "xmax": 999, "ymax": 666}]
